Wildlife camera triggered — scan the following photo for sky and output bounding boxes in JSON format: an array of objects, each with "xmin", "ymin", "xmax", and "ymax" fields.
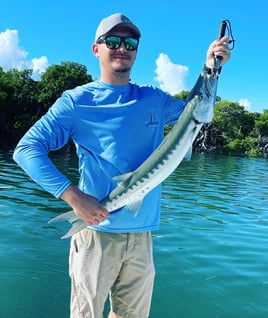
[{"xmin": 0, "ymin": 0, "xmax": 267, "ymax": 113}]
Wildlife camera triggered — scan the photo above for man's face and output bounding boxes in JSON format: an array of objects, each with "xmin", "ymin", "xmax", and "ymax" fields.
[{"xmin": 93, "ymin": 27, "xmax": 138, "ymax": 75}]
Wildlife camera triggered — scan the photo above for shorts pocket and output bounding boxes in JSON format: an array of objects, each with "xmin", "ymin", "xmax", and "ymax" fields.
[{"xmin": 73, "ymin": 229, "xmax": 94, "ymax": 253}]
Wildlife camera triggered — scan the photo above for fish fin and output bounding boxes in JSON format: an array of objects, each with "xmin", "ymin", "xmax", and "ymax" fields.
[
  {"xmin": 60, "ymin": 220, "xmax": 87, "ymax": 239},
  {"xmin": 48, "ymin": 210, "xmax": 86, "ymax": 239},
  {"xmin": 184, "ymin": 146, "xmax": 192, "ymax": 161},
  {"xmin": 48, "ymin": 210, "xmax": 79, "ymax": 224},
  {"xmin": 112, "ymin": 172, "xmax": 133, "ymax": 186},
  {"xmin": 126, "ymin": 198, "xmax": 144, "ymax": 217}
]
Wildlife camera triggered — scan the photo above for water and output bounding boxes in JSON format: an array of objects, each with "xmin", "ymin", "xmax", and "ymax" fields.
[{"xmin": 1, "ymin": 149, "xmax": 268, "ymax": 318}]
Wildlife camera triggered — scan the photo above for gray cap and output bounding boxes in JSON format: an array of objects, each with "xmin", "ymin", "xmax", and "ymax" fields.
[{"xmin": 95, "ymin": 13, "xmax": 141, "ymax": 42}]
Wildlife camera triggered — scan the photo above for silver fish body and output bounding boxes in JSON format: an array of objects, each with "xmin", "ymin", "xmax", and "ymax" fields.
[{"xmin": 49, "ymin": 71, "xmax": 218, "ymax": 239}]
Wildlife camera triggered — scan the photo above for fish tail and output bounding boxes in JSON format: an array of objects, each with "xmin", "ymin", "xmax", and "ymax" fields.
[
  {"xmin": 48, "ymin": 210, "xmax": 87, "ymax": 239},
  {"xmin": 60, "ymin": 219, "xmax": 87, "ymax": 239}
]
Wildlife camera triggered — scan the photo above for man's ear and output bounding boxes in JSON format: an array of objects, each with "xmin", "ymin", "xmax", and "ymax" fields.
[{"xmin": 92, "ymin": 43, "xmax": 100, "ymax": 58}]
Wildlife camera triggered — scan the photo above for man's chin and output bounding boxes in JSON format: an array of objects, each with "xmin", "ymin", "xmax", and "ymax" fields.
[{"xmin": 114, "ymin": 67, "xmax": 131, "ymax": 74}]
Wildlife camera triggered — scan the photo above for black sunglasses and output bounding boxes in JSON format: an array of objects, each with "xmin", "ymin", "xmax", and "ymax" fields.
[{"xmin": 97, "ymin": 35, "xmax": 139, "ymax": 51}]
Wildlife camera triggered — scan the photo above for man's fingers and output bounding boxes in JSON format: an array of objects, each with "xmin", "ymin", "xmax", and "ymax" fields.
[{"xmin": 83, "ymin": 208, "xmax": 109, "ymax": 225}]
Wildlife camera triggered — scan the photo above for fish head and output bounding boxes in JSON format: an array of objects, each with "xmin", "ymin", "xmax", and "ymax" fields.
[
  {"xmin": 192, "ymin": 75, "xmax": 218, "ymax": 124},
  {"xmin": 192, "ymin": 96, "xmax": 215, "ymax": 124}
]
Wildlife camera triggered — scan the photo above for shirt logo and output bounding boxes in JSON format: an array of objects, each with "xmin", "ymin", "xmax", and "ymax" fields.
[{"xmin": 145, "ymin": 110, "xmax": 159, "ymax": 127}]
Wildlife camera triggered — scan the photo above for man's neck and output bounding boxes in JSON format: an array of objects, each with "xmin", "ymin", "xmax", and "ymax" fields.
[{"xmin": 100, "ymin": 69, "xmax": 131, "ymax": 86}]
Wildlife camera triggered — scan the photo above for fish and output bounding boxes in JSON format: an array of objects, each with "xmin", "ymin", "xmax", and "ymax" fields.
[{"xmin": 49, "ymin": 70, "xmax": 218, "ymax": 239}]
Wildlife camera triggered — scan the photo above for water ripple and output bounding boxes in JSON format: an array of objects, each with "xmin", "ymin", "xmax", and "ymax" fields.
[{"xmin": 1, "ymin": 150, "xmax": 268, "ymax": 317}]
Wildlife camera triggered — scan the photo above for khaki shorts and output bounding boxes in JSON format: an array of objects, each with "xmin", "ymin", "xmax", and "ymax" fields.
[{"xmin": 69, "ymin": 229, "xmax": 155, "ymax": 318}]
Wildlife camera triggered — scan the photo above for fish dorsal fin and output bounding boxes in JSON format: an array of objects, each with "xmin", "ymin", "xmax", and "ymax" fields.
[{"xmin": 112, "ymin": 172, "xmax": 133, "ymax": 187}]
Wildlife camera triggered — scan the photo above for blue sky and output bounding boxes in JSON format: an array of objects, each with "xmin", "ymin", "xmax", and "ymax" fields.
[{"xmin": 1, "ymin": 0, "xmax": 267, "ymax": 113}]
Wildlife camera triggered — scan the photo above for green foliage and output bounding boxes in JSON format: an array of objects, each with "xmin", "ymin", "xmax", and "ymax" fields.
[
  {"xmin": 0, "ymin": 62, "xmax": 93, "ymax": 137},
  {"xmin": 13, "ymin": 114, "xmax": 39, "ymax": 133},
  {"xmin": 255, "ymin": 109, "xmax": 268, "ymax": 137},
  {"xmin": 205, "ymin": 100, "xmax": 259, "ymax": 155},
  {"xmin": 172, "ymin": 98, "xmax": 267, "ymax": 157},
  {"xmin": 223, "ymin": 137, "xmax": 260, "ymax": 156},
  {"xmin": 38, "ymin": 61, "xmax": 92, "ymax": 110},
  {"xmin": 173, "ymin": 90, "xmax": 189, "ymax": 101},
  {"xmin": 0, "ymin": 68, "xmax": 38, "ymax": 133},
  {"xmin": 213, "ymin": 101, "xmax": 255, "ymax": 140}
]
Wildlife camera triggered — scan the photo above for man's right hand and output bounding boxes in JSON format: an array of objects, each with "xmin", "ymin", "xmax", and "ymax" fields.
[{"xmin": 60, "ymin": 184, "xmax": 109, "ymax": 225}]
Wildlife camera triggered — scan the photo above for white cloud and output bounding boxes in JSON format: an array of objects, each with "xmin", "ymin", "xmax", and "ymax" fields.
[
  {"xmin": 154, "ymin": 53, "xmax": 189, "ymax": 95},
  {"xmin": 0, "ymin": 29, "xmax": 48, "ymax": 80},
  {"xmin": 239, "ymin": 98, "xmax": 252, "ymax": 111},
  {"xmin": 31, "ymin": 56, "xmax": 49, "ymax": 80}
]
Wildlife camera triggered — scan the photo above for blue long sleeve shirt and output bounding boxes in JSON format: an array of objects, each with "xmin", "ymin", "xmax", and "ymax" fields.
[{"xmin": 13, "ymin": 81, "xmax": 185, "ymax": 232}]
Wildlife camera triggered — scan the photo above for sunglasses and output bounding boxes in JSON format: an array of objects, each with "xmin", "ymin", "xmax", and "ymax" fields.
[{"xmin": 97, "ymin": 35, "xmax": 139, "ymax": 51}]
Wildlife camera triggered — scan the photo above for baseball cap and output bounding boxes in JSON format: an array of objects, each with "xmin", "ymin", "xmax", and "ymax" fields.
[{"xmin": 95, "ymin": 13, "xmax": 141, "ymax": 42}]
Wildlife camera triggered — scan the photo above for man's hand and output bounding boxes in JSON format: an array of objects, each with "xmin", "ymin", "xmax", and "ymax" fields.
[
  {"xmin": 205, "ymin": 36, "xmax": 231, "ymax": 69},
  {"xmin": 61, "ymin": 184, "xmax": 109, "ymax": 225}
]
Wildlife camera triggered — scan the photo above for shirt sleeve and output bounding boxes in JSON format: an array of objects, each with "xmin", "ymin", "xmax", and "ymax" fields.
[
  {"xmin": 13, "ymin": 93, "xmax": 75, "ymax": 198},
  {"xmin": 161, "ymin": 90, "xmax": 186, "ymax": 126}
]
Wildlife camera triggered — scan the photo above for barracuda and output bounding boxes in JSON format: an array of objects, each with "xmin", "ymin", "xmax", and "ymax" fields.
[{"xmin": 49, "ymin": 70, "xmax": 218, "ymax": 239}]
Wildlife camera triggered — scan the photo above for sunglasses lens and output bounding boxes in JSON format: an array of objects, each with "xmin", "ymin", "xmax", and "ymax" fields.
[
  {"xmin": 104, "ymin": 36, "xmax": 138, "ymax": 51},
  {"xmin": 125, "ymin": 38, "xmax": 139, "ymax": 51},
  {"xmin": 105, "ymin": 36, "xmax": 121, "ymax": 49}
]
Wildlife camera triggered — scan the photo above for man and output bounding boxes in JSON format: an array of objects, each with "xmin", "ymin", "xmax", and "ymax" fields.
[{"xmin": 13, "ymin": 13, "xmax": 231, "ymax": 318}]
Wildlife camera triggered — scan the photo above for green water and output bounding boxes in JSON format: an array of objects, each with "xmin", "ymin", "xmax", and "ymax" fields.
[{"xmin": 1, "ymin": 149, "xmax": 268, "ymax": 318}]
